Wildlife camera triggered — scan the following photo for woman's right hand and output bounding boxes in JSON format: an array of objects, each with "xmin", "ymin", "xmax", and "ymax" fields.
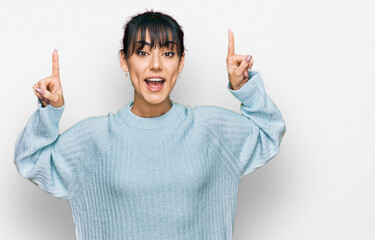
[{"xmin": 33, "ymin": 49, "xmax": 64, "ymax": 108}]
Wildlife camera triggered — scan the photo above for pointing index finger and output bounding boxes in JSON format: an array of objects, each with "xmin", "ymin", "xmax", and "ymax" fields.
[
  {"xmin": 52, "ymin": 49, "xmax": 60, "ymax": 79},
  {"xmin": 227, "ymin": 29, "xmax": 235, "ymax": 57}
]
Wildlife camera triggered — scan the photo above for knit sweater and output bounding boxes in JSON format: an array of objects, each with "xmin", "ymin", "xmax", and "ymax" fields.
[{"xmin": 14, "ymin": 70, "xmax": 286, "ymax": 240}]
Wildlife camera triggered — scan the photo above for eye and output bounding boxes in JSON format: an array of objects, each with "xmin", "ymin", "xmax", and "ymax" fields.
[
  {"xmin": 163, "ymin": 52, "xmax": 175, "ymax": 58},
  {"xmin": 136, "ymin": 51, "xmax": 148, "ymax": 56}
]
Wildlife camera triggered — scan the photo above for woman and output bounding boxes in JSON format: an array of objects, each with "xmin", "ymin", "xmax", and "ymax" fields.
[{"xmin": 15, "ymin": 10, "xmax": 286, "ymax": 240}]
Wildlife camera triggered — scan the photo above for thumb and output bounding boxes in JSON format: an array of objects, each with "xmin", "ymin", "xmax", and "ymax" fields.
[{"xmin": 235, "ymin": 55, "xmax": 252, "ymax": 76}]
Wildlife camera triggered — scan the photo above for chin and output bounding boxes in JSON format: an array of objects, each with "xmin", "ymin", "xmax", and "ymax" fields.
[{"xmin": 143, "ymin": 94, "xmax": 168, "ymax": 105}]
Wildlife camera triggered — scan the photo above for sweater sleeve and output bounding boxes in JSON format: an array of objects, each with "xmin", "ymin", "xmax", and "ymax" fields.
[
  {"xmin": 227, "ymin": 70, "xmax": 286, "ymax": 177},
  {"xmin": 194, "ymin": 70, "xmax": 286, "ymax": 179},
  {"xmin": 14, "ymin": 98, "xmax": 108, "ymax": 200}
]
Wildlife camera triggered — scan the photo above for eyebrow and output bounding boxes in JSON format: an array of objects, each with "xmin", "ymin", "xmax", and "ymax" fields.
[
  {"xmin": 135, "ymin": 40, "xmax": 176, "ymax": 47},
  {"xmin": 135, "ymin": 40, "xmax": 151, "ymax": 46}
]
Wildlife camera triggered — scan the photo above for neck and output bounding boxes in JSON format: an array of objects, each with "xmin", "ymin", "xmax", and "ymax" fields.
[{"xmin": 130, "ymin": 92, "xmax": 172, "ymax": 118}]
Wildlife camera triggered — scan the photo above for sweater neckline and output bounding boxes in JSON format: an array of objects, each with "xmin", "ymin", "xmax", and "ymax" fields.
[{"xmin": 120, "ymin": 100, "xmax": 184, "ymax": 129}]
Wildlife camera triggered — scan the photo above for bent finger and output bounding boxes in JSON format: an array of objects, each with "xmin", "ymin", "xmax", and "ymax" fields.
[
  {"xmin": 38, "ymin": 79, "xmax": 52, "ymax": 98},
  {"xmin": 234, "ymin": 55, "xmax": 251, "ymax": 76},
  {"xmin": 247, "ymin": 56, "xmax": 254, "ymax": 71},
  {"xmin": 232, "ymin": 54, "xmax": 248, "ymax": 64},
  {"xmin": 33, "ymin": 83, "xmax": 44, "ymax": 101},
  {"xmin": 244, "ymin": 70, "xmax": 249, "ymax": 80}
]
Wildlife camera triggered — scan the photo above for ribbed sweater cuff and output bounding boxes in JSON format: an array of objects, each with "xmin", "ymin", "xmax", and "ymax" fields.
[
  {"xmin": 37, "ymin": 97, "xmax": 65, "ymax": 124},
  {"xmin": 227, "ymin": 70, "xmax": 264, "ymax": 108}
]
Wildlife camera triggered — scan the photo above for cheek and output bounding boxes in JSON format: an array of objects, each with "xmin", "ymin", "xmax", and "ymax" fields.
[
  {"xmin": 129, "ymin": 63, "xmax": 147, "ymax": 80},
  {"xmin": 166, "ymin": 62, "xmax": 180, "ymax": 75}
]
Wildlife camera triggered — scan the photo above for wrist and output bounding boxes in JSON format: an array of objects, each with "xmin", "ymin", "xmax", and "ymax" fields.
[{"xmin": 230, "ymin": 80, "xmax": 248, "ymax": 91}]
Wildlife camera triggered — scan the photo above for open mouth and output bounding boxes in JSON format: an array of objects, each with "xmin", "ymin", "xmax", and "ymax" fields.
[{"xmin": 144, "ymin": 78, "xmax": 166, "ymax": 92}]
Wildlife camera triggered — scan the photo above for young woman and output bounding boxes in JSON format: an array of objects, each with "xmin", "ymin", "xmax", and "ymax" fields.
[{"xmin": 15, "ymin": 10, "xmax": 286, "ymax": 240}]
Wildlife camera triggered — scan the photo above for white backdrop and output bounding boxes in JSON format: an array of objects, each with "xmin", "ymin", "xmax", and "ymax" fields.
[{"xmin": 1, "ymin": 0, "xmax": 374, "ymax": 239}]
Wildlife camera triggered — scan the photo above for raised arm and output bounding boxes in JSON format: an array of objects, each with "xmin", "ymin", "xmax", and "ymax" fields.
[
  {"xmin": 226, "ymin": 30, "xmax": 286, "ymax": 177},
  {"xmin": 14, "ymin": 50, "xmax": 108, "ymax": 199},
  {"xmin": 228, "ymin": 69, "xmax": 286, "ymax": 177},
  {"xmin": 193, "ymin": 30, "xmax": 286, "ymax": 179}
]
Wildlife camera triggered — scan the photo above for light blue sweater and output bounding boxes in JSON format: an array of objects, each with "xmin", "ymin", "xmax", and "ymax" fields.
[{"xmin": 14, "ymin": 70, "xmax": 286, "ymax": 240}]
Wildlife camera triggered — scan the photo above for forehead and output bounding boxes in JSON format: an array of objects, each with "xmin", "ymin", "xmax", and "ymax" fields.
[
  {"xmin": 134, "ymin": 29, "xmax": 176, "ymax": 49},
  {"xmin": 135, "ymin": 28, "xmax": 173, "ymax": 42},
  {"xmin": 125, "ymin": 25, "xmax": 180, "ymax": 59}
]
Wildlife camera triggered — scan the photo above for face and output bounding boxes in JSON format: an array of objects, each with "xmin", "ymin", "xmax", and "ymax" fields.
[{"xmin": 120, "ymin": 30, "xmax": 185, "ymax": 105}]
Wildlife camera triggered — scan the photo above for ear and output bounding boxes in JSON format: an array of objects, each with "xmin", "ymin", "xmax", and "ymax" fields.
[
  {"xmin": 120, "ymin": 51, "xmax": 129, "ymax": 72},
  {"xmin": 178, "ymin": 52, "xmax": 185, "ymax": 74}
]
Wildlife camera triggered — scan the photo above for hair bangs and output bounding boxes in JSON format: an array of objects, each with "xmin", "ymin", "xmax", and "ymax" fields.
[{"xmin": 124, "ymin": 12, "xmax": 183, "ymax": 59}]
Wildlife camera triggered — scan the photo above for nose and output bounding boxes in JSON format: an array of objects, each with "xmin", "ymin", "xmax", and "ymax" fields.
[{"xmin": 149, "ymin": 51, "xmax": 162, "ymax": 71}]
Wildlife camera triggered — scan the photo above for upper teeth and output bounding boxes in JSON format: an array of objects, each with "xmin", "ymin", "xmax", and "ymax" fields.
[{"xmin": 147, "ymin": 78, "xmax": 164, "ymax": 81}]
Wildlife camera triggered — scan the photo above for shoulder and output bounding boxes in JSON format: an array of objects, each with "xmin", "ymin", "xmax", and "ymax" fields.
[
  {"xmin": 190, "ymin": 105, "xmax": 254, "ymax": 146},
  {"xmin": 193, "ymin": 105, "xmax": 236, "ymax": 118},
  {"xmin": 68, "ymin": 114, "xmax": 109, "ymax": 132},
  {"xmin": 59, "ymin": 113, "xmax": 112, "ymax": 143},
  {"xmin": 192, "ymin": 104, "xmax": 249, "ymax": 127}
]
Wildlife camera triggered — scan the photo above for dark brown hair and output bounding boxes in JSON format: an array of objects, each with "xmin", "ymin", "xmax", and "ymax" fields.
[{"xmin": 119, "ymin": 10, "xmax": 185, "ymax": 60}]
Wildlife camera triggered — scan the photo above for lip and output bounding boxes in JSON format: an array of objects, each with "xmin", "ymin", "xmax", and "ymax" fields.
[{"xmin": 145, "ymin": 75, "xmax": 165, "ymax": 80}]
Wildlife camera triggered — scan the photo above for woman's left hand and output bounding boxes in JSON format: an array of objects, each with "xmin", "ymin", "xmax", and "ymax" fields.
[{"xmin": 226, "ymin": 30, "xmax": 254, "ymax": 90}]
